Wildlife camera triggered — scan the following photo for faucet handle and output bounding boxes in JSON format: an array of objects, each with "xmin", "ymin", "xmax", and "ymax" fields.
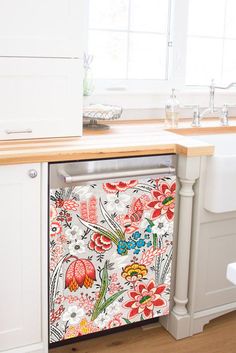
[
  {"xmin": 220, "ymin": 104, "xmax": 229, "ymax": 126},
  {"xmin": 192, "ymin": 105, "xmax": 201, "ymax": 127}
]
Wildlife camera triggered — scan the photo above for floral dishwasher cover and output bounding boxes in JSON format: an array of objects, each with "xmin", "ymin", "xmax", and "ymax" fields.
[{"xmin": 49, "ymin": 175, "xmax": 176, "ymax": 344}]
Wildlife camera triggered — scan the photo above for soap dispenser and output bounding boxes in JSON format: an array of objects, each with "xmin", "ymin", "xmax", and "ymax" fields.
[{"xmin": 165, "ymin": 88, "xmax": 180, "ymax": 128}]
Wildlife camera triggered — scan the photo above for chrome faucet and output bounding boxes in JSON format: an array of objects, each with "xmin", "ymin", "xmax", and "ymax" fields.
[{"xmin": 191, "ymin": 79, "xmax": 236, "ymax": 127}]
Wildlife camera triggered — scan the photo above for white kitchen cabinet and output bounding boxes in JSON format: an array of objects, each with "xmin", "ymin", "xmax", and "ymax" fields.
[
  {"xmin": 194, "ymin": 218, "xmax": 236, "ymax": 311},
  {"xmin": 0, "ymin": 57, "xmax": 83, "ymax": 140},
  {"xmin": 161, "ymin": 154, "xmax": 236, "ymax": 340},
  {"xmin": 0, "ymin": 0, "xmax": 86, "ymax": 58},
  {"xmin": 0, "ymin": 163, "xmax": 47, "ymax": 353}
]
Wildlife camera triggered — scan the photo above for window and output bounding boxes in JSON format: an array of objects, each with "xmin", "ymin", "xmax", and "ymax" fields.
[
  {"xmin": 186, "ymin": 0, "xmax": 236, "ymax": 85},
  {"xmin": 88, "ymin": 0, "xmax": 171, "ymax": 88},
  {"xmin": 87, "ymin": 0, "xmax": 236, "ymax": 91}
]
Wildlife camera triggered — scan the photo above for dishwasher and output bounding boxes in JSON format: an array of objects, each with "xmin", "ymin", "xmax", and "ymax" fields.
[{"xmin": 49, "ymin": 155, "xmax": 176, "ymax": 347}]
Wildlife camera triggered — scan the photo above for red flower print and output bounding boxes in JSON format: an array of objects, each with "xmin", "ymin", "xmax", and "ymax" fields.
[
  {"xmin": 65, "ymin": 258, "xmax": 96, "ymax": 291},
  {"xmin": 50, "ymin": 221, "xmax": 62, "ymax": 237},
  {"xmin": 124, "ymin": 280, "xmax": 167, "ymax": 319},
  {"xmin": 56, "ymin": 198, "xmax": 64, "ymax": 208},
  {"xmin": 63, "ymin": 200, "xmax": 79, "ymax": 211},
  {"xmin": 123, "ymin": 198, "xmax": 144, "ymax": 233},
  {"xmin": 55, "ymin": 198, "xmax": 78, "ymax": 211},
  {"xmin": 88, "ymin": 196, "xmax": 97, "ymax": 223},
  {"xmin": 140, "ymin": 246, "xmax": 167, "ymax": 267},
  {"xmin": 107, "ymin": 314, "xmax": 122, "ymax": 329},
  {"xmin": 103, "ymin": 179, "xmax": 138, "ymax": 193},
  {"xmin": 88, "ymin": 233, "xmax": 112, "ymax": 253},
  {"xmin": 147, "ymin": 181, "xmax": 176, "ymax": 221},
  {"xmin": 50, "ymin": 305, "xmax": 65, "ymax": 323},
  {"xmin": 79, "ymin": 197, "xmax": 98, "ymax": 223}
]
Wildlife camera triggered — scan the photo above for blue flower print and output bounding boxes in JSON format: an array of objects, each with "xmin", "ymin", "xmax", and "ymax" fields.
[
  {"xmin": 136, "ymin": 239, "xmax": 145, "ymax": 248},
  {"xmin": 134, "ymin": 249, "xmax": 140, "ymax": 255},
  {"xmin": 117, "ymin": 240, "xmax": 127, "ymax": 255},
  {"xmin": 145, "ymin": 225, "xmax": 152, "ymax": 233},
  {"xmin": 127, "ymin": 240, "xmax": 136, "ymax": 250},
  {"xmin": 146, "ymin": 241, "xmax": 152, "ymax": 248},
  {"xmin": 132, "ymin": 231, "xmax": 141, "ymax": 240},
  {"xmin": 144, "ymin": 234, "xmax": 150, "ymax": 239}
]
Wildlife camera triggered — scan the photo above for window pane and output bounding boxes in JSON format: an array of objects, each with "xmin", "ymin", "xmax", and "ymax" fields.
[
  {"xmin": 225, "ymin": 0, "xmax": 236, "ymax": 38},
  {"xmin": 89, "ymin": 0, "xmax": 129, "ymax": 30},
  {"xmin": 188, "ymin": 0, "xmax": 226, "ymax": 38},
  {"xmin": 222, "ymin": 39, "xmax": 236, "ymax": 83},
  {"xmin": 186, "ymin": 37, "xmax": 223, "ymax": 85},
  {"xmin": 128, "ymin": 33, "xmax": 167, "ymax": 79},
  {"xmin": 89, "ymin": 30, "xmax": 128, "ymax": 79},
  {"xmin": 130, "ymin": 0, "xmax": 169, "ymax": 33},
  {"xmin": 88, "ymin": 0, "xmax": 170, "ymax": 82}
]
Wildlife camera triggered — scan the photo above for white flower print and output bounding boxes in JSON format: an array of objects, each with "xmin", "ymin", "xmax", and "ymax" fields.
[
  {"xmin": 140, "ymin": 211, "xmax": 151, "ymax": 229},
  {"xmin": 111, "ymin": 252, "xmax": 129, "ymax": 269},
  {"xmin": 73, "ymin": 185, "xmax": 93, "ymax": 200},
  {"xmin": 68, "ymin": 239, "xmax": 86, "ymax": 255},
  {"xmin": 65, "ymin": 225, "xmax": 83, "ymax": 241},
  {"xmin": 106, "ymin": 193, "xmax": 130, "ymax": 214},
  {"xmin": 152, "ymin": 216, "xmax": 171, "ymax": 236},
  {"xmin": 94, "ymin": 313, "xmax": 111, "ymax": 329},
  {"xmin": 62, "ymin": 306, "xmax": 85, "ymax": 325},
  {"xmin": 106, "ymin": 302, "xmax": 121, "ymax": 316}
]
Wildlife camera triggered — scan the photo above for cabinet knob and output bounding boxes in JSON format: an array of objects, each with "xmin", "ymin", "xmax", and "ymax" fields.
[{"xmin": 28, "ymin": 169, "xmax": 38, "ymax": 178}]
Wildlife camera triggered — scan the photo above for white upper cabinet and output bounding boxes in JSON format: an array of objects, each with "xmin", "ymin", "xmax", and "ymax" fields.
[
  {"xmin": 0, "ymin": 57, "xmax": 83, "ymax": 140},
  {"xmin": 0, "ymin": 0, "xmax": 86, "ymax": 58}
]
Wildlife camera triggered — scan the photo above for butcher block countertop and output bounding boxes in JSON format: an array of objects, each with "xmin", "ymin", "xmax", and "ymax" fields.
[{"xmin": 1, "ymin": 118, "xmax": 236, "ymax": 165}]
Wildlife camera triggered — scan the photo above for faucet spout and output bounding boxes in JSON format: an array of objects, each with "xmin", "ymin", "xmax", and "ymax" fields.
[{"xmin": 191, "ymin": 79, "xmax": 236, "ymax": 126}]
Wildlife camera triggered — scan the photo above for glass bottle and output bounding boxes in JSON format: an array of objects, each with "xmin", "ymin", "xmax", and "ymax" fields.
[
  {"xmin": 83, "ymin": 54, "xmax": 95, "ymax": 97},
  {"xmin": 165, "ymin": 88, "xmax": 180, "ymax": 128}
]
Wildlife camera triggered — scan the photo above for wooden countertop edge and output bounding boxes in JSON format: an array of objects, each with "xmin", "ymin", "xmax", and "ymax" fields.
[
  {"xmin": 169, "ymin": 125, "xmax": 236, "ymax": 135},
  {"xmin": 175, "ymin": 143, "xmax": 215, "ymax": 156},
  {"xmin": 0, "ymin": 142, "xmax": 215, "ymax": 165},
  {"xmin": 0, "ymin": 145, "xmax": 175, "ymax": 165}
]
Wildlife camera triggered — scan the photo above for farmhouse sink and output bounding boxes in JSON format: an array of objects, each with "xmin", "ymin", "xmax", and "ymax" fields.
[{"xmin": 193, "ymin": 134, "xmax": 236, "ymax": 213}]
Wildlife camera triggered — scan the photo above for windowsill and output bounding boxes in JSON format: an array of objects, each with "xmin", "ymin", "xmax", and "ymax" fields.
[{"xmin": 83, "ymin": 89, "xmax": 236, "ymax": 119}]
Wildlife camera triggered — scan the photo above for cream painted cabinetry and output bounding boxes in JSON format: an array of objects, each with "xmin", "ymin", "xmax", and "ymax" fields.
[
  {"xmin": 0, "ymin": 57, "xmax": 83, "ymax": 140},
  {"xmin": 0, "ymin": 0, "xmax": 86, "ymax": 58},
  {"xmin": 0, "ymin": 0, "xmax": 86, "ymax": 140},
  {"xmin": 194, "ymin": 217, "xmax": 236, "ymax": 312},
  {"xmin": 0, "ymin": 163, "xmax": 48, "ymax": 353},
  {"xmin": 161, "ymin": 154, "xmax": 236, "ymax": 340},
  {"xmin": 188, "ymin": 157, "xmax": 236, "ymax": 333}
]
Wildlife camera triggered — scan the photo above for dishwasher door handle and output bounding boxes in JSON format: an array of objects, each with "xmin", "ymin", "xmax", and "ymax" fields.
[{"xmin": 58, "ymin": 166, "xmax": 176, "ymax": 184}]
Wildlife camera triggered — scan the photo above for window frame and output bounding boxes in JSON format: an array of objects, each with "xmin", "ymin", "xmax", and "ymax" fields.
[
  {"xmin": 85, "ymin": 0, "xmax": 236, "ymax": 110},
  {"xmin": 87, "ymin": 0, "xmax": 182, "ymax": 91}
]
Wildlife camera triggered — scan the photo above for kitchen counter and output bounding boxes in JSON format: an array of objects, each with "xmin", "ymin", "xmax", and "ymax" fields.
[{"xmin": 0, "ymin": 121, "xmax": 217, "ymax": 165}]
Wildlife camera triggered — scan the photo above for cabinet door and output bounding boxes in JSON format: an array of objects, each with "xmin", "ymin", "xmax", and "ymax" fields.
[
  {"xmin": 0, "ymin": 57, "xmax": 83, "ymax": 140},
  {"xmin": 0, "ymin": 0, "xmax": 86, "ymax": 58},
  {"xmin": 195, "ymin": 219, "xmax": 236, "ymax": 311},
  {"xmin": 0, "ymin": 164, "xmax": 41, "ymax": 352}
]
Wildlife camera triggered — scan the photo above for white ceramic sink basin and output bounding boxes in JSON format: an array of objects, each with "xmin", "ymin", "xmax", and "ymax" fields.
[
  {"xmin": 193, "ymin": 134, "xmax": 236, "ymax": 213},
  {"xmin": 227, "ymin": 263, "xmax": 236, "ymax": 285}
]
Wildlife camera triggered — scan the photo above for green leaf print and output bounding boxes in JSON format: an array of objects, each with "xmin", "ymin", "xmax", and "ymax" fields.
[{"xmin": 91, "ymin": 261, "xmax": 126, "ymax": 321}]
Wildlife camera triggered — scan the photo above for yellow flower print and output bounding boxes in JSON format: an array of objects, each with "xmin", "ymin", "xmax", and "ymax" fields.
[{"xmin": 121, "ymin": 263, "xmax": 148, "ymax": 283}]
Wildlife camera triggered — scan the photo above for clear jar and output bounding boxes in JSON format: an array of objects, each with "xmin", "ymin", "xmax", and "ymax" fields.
[
  {"xmin": 165, "ymin": 88, "xmax": 180, "ymax": 128},
  {"xmin": 83, "ymin": 67, "xmax": 95, "ymax": 96}
]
